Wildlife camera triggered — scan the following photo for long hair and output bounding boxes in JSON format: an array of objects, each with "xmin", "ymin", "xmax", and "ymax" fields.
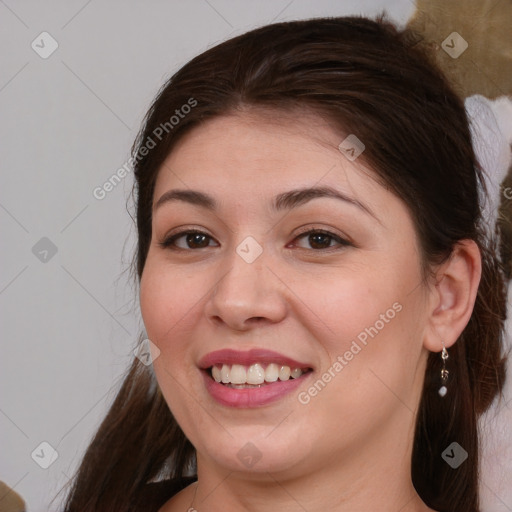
[{"xmin": 60, "ymin": 14, "xmax": 507, "ymax": 511}]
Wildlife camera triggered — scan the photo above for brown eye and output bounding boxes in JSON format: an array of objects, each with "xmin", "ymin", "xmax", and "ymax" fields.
[
  {"xmin": 293, "ymin": 229, "xmax": 351, "ymax": 251},
  {"xmin": 159, "ymin": 230, "xmax": 217, "ymax": 250},
  {"xmin": 183, "ymin": 233, "xmax": 210, "ymax": 249},
  {"xmin": 307, "ymin": 232, "xmax": 335, "ymax": 249}
]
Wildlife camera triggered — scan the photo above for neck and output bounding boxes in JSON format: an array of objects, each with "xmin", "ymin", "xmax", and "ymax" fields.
[{"xmin": 189, "ymin": 423, "xmax": 433, "ymax": 512}]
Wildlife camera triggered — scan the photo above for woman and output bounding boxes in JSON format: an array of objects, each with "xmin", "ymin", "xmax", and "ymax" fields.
[{"xmin": 60, "ymin": 14, "xmax": 507, "ymax": 512}]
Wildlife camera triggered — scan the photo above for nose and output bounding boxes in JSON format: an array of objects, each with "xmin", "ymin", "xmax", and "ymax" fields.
[{"xmin": 204, "ymin": 242, "xmax": 288, "ymax": 331}]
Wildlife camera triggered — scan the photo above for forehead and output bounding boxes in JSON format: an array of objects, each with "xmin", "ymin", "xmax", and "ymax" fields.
[{"xmin": 153, "ymin": 111, "xmax": 381, "ymax": 200}]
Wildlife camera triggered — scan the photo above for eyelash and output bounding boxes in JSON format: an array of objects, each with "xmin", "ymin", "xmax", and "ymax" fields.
[{"xmin": 158, "ymin": 227, "xmax": 352, "ymax": 252}]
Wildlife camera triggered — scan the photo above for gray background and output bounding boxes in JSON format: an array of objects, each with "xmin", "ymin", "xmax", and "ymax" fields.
[{"xmin": 1, "ymin": 1, "xmax": 510, "ymax": 511}]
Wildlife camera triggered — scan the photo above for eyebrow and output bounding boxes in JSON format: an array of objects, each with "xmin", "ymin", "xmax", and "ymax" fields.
[{"xmin": 153, "ymin": 185, "xmax": 378, "ymax": 220}]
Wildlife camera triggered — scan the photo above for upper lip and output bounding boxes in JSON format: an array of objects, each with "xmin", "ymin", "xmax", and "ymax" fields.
[{"xmin": 198, "ymin": 348, "xmax": 313, "ymax": 370}]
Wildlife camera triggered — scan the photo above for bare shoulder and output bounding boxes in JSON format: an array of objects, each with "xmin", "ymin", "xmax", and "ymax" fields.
[{"xmin": 158, "ymin": 482, "xmax": 197, "ymax": 512}]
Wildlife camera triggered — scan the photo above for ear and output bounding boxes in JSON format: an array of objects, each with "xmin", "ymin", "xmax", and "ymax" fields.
[{"xmin": 423, "ymin": 239, "xmax": 482, "ymax": 352}]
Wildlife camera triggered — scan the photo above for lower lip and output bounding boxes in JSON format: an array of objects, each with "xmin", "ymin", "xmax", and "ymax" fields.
[{"xmin": 202, "ymin": 370, "xmax": 311, "ymax": 408}]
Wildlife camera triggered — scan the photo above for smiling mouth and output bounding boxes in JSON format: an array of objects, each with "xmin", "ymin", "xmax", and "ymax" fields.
[{"xmin": 208, "ymin": 363, "xmax": 313, "ymax": 388}]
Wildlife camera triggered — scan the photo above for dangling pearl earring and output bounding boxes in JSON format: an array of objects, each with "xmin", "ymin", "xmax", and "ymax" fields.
[{"xmin": 438, "ymin": 341, "xmax": 449, "ymax": 397}]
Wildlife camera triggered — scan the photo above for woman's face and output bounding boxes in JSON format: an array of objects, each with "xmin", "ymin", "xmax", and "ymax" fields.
[{"xmin": 140, "ymin": 112, "xmax": 431, "ymax": 479}]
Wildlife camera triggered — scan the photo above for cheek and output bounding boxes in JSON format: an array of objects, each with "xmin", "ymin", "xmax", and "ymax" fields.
[
  {"xmin": 139, "ymin": 261, "xmax": 205, "ymax": 412},
  {"xmin": 289, "ymin": 260, "xmax": 412, "ymax": 354},
  {"xmin": 290, "ymin": 255, "xmax": 426, "ymax": 409},
  {"xmin": 139, "ymin": 258, "xmax": 201, "ymax": 346},
  {"xmin": 139, "ymin": 266, "xmax": 168, "ymax": 343}
]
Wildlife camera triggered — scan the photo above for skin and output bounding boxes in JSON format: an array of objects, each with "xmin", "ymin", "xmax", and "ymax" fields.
[{"xmin": 138, "ymin": 111, "xmax": 481, "ymax": 512}]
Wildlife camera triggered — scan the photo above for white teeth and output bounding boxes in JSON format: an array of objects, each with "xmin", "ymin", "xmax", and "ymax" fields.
[
  {"xmin": 221, "ymin": 364, "xmax": 230, "ymax": 384},
  {"xmin": 210, "ymin": 363, "xmax": 308, "ymax": 385},
  {"xmin": 230, "ymin": 364, "xmax": 247, "ymax": 384},
  {"xmin": 264, "ymin": 363, "xmax": 279, "ymax": 382},
  {"xmin": 212, "ymin": 365, "xmax": 222, "ymax": 382},
  {"xmin": 247, "ymin": 363, "xmax": 265, "ymax": 385},
  {"xmin": 290, "ymin": 368, "xmax": 303, "ymax": 379},
  {"xmin": 278, "ymin": 365, "xmax": 291, "ymax": 381}
]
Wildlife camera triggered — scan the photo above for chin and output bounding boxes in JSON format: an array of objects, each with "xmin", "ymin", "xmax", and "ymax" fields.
[{"xmin": 196, "ymin": 426, "xmax": 315, "ymax": 476}]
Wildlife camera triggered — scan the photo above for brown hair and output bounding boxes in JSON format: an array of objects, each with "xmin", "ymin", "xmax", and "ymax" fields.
[{"xmin": 59, "ymin": 14, "xmax": 507, "ymax": 512}]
